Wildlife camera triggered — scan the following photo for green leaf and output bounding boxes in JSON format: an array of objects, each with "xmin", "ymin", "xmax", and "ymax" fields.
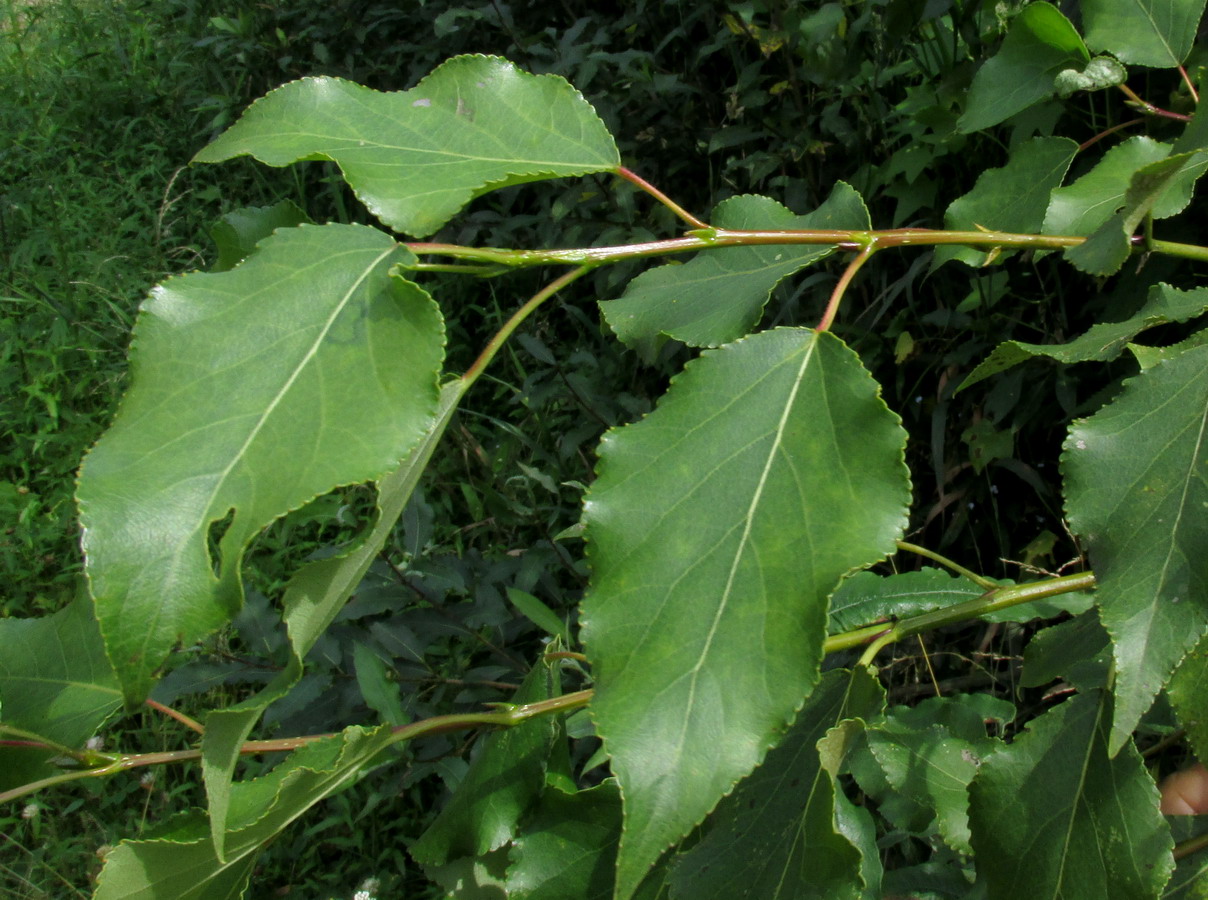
[
  {"xmin": 866, "ymin": 694, "xmax": 1014, "ymax": 854},
  {"xmin": 958, "ymin": 3, "xmax": 1088, "ymax": 133},
  {"xmin": 1082, "ymin": 0, "xmax": 1206, "ymax": 67},
  {"xmin": 828, "ymin": 568, "xmax": 983, "ymax": 633},
  {"xmin": 967, "ymin": 691, "xmax": 1173, "ymax": 899},
  {"xmin": 93, "ymin": 725, "xmax": 397, "ymax": 900},
  {"xmin": 1168, "ymin": 630, "xmax": 1208, "ymax": 762},
  {"xmin": 1054, "ymin": 56, "xmax": 1128, "ymax": 97},
  {"xmin": 936, "ymin": 137, "xmax": 1078, "ymax": 267},
  {"xmin": 209, "ymin": 200, "xmax": 312, "ymax": 272},
  {"xmin": 505, "ymin": 782, "xmax": 622, "ymax": 900},
  {"xmin": 0, "ymin": 596, "xmax": 122, "ymax": 790},
  {"xmin": 1021, "ymin": 610, "xmax": 1113, "ymax": 692},
  {"xmin": 600, "ymin": 184, "xmax": 870, "ymax": 350},
  {"xmin": 201, "ymin": 378, "xmax": 464, "ymax": 857},
  {"xmin": 581, "ymin": 328, "xmax": 910, "ymax": 900},
  {"xmin": 507, "ymin": 587, "xmax": 570, "ymax": 643},
  {"xmin": 1130, "ymin": 327, "xmax": 1208, "ymax": 369},
  {"xmin": 1067, "ymin": 150, "xmax": 1208, "ymax": 275},
  {"xmin": 353, "ymin": 641, "xmax": 408, "ymax": 726},
  {"xmin": 960, "ymin": 283, "xmax": 1208, "ymax": 391},
  {"xmin": 1063, "ymin": 344, "xmax": 1208, "ymax": 753},
  {"xmin": 1043, "ymin": 137, "xmax": 1171, "ymax": 237},
  {"xmin": 410, "ymin": 657, "xmax": 560, "ymax": 868},
  {"xmin": 77, "ymin": 223, "xmax": 444, "ymax": 704},
  {"xmin": 670, "ymin": 668, "xmax": 885, "ymax": 900},
  {"xmin": 193, "ymin": 55, "xmax": 619, "ymax": 237}
]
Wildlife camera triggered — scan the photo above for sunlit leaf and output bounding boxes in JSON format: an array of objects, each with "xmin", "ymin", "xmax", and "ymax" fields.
[
  {"xmin": 670, "ymin": 668, "xmax": 885, "ymax": 900},
  {"xmin": 601, "ymin": 184, "xmax": 869, "ymax": 350},
  {"xmin": 194, "ymin": 55, "xmax": 619, "ymax": 237},
  {"xmin": 1043, "ymin": 137, "xmax": 1171, "ymax": 237},
  {"xmin": 77, "ymin": 223, "xmax": 444, "ymax": 705},
  {"xmin": 1063, "ymin": 344, "xmax": 1208, "ymax": 752},
  {"xmin": 1082, "ymin": 0, "xmax": 1206, "ymax": 67},
  {"xmin": 581, "ymin": 328, "xmax": 910, "ymax": 900},
  {"xmin": 968, "ymin": 691, "xmax": 1173, "ymax": 899},
  {"xmin": 958, "ymin": 2, "xmax": 1088, "ymax": 133},
  {"xmin": 960, "ymin": 283, "xmax": 1208, "ymax": 392}
]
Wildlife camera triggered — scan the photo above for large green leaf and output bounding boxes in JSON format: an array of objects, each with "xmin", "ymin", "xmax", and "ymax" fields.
[
  {"xmin": 1082, "ymin": 0, "xmax": 1206, "ymax": 67},
  {"xmin": 0, "ymin": 596, "xmax": 122, "ymax": 790},
  {"xmin": 410, "ymin": 657, "xmax": 559, "ymax": 868},
  {"xmin": 958, "ymin": 2, "xmax": 1088, "ymax": 133},
  {"xmin": 580, "ymin": 328, "xmax": 910, "ymax": 900},
  {"xmin": 202, "ymin": 380, "xmax": 463, "ymax": 856},
  {"xmin": 1063, "ymin": 344, "xmax": 1208, "ymax": 753},
  {"xmin": 936, "ymin": 137, "xmax": 1078, "ymax": 268},
  {"xmin": 93, "ymin": 725, "xmax": 396, "ymax": 900},
  {"xmin": 600, "ymin": 184, "xmax": 870, "ymax": 350},
  {"xmin": 77, "ymin": 223, "xmax": 445, "ymax": 703},
  {"xmin": 670, "ymin": 668, "xmax": 885, "ymax": 900},
  {"xmin": 1043, "ymin": 136, "xmax": 1172, "ymax": 237},
  {"xmin": 967, "ymin": 691, "xmax": 1173, "ymax": 899},
  {"xmin": 959, "ymin": 283, "xmax": 1208, "ymax": 391},
  {"xmin": 193, "ymin": 55, "xmax": 619, "ymax": 237}
]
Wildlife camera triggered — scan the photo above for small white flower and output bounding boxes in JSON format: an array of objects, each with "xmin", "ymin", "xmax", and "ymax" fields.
[{"xmin": 21, "ymin": 804, "xmax": 39, "ymax": 819}]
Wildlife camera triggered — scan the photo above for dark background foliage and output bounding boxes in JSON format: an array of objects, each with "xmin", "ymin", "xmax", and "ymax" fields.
[{"xmin": 4, "ymin": 0, "xmax": 1203, "ymax": 895}]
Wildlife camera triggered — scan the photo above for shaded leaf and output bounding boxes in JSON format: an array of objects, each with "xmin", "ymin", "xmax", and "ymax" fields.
[
  {"xmin": 0, "ymin": 596, "xmax": 122, "ymax": 790},
  {"xmin": 410, "ymin": 658, "xmax": 559, "ymax": 867},
  {"xmin": 353, "ymin": 642, "xmax": 408, "ymax": 726},
  {"xmin": 968, "ymin": 691, "xmax": 1173, "ymax": 899},
  {"xmin": 1054, "ymin": 56, "xmax": 1128, "ymax": 97},
  {"xmin": 600, "ymin": 184, "xmax": 870, "ymax": 350},
  {"xmin": 1043, "ymin": 137, "xmax": 1171, "ymax": 237},
  {"xmin": 1021, "ymin": 610, "xmax": 1113, "ymax": 692},
  {"xmin": 960, "ymin": 283, "xmax": 1208, "ymax": 392},
  {"xmin": 958, "ymin": 3, "xmax": 1088, "ymax": 133},
  {"xmin": 828, "ymin": 568, "xmax": 983, "ymax": 633},
  {"xmin": 1082, "ymin": 0, "xmax": 1206, "ymax": 67},
  {"xmin": 1063, "ymin": 344, "xmax": 1208, "ymax": 752},
  {"xmin": 194, "ymin": 55, "xmax": 619, "ymax": 237},
  {"xmin": 670, "ymin": 668, "xmax": 885, "ymax": 900},
  {"xmin": 93, "ymin": 725, "xmax": 396, "ymax": 900},
  {"xmin": 936, "ymin": 137, "xmax": 1078, "ymax": 267},
  {"xmin": 581, "ymin": 328, "xmax": 910, "ymax": 900},
  {"xmin": 1130, "ymin": 327, "xmax": 1208, "ymax": 369},
  {"xmin": 506, "ymin": 782, "xmax": 622, "ymax": 900},
  {"xmin": 209, "ymin": 200, "xmax": 312, "ymax": 272},
  {"xmin": 1168, "ymin": 630, "xmax": 1208, "ymax": 763}
]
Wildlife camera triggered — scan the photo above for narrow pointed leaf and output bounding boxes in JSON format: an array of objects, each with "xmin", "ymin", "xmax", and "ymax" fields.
[
  {"xmin": 93, "ymin": 725, "xmax": 396, "ymax": 900},
  {"xmin": 670, "ymin": 668, "xmax": 885, "ymax": 900},
  {"xmin": 601, "ymin": 184, "xmax": 870, "ymax": 350},
  {"xmin": 1082, "ymin": 0, "xmax": 1206, "ymax": 67},
  {"xmin": 0, "ymin": 596, "xmax": 122, "ymax": 789},
  {"xmin": 410, "ymin": 658, "xmax": 560, "ymax": 867},
  {"xmin": 960, "ymin": 283, "xmax": 1208, "ymax": 392},
  {"xmin": 968, "ymin": 691, "xmax": 1173, "ymax": 899},
  {"xmin": 936, "ymin": 137, "xmax": 1077, "ymax": 267},
  {"xmin": 193, "ymin": 55, "xmax": 619, "ymax": 237},
  {"xmin": 958, "ymin": 2, "xmax": 1088, "ymax": 133},
  {"xmin": 202, "ymin": 381, "xmax": 463, "ymax": 854},
  {"xmin": 581, "ymin": 328, "xmax": 910, "ymax": 900},
  {"xmin": 77, "ymin": 223, "xmax": 444, "ymax": 704},
  {"xmin": 1063, "ymin": 343, "xmax": 1208, "ymax": 752}
]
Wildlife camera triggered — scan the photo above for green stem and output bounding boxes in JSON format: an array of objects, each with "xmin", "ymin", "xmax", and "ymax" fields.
[
  {"xmin": 895, "ymin": 540, "xmax": 999, "ymax": 590},
  {"xmin": 460, "ymin": 266, "xmax": 592, "ymax": 388},
  {"xmin": 1174, "ymin": 829, "xmax": 1208, "ymax": 862},
  {"xmin": 616, "ymin": 166, "xmax": 710, "ymax": 230},
  {"xmin": 816, "ymin": 242, "xmax": 875, "ymax": 332},
  {"xmin": 1149, "ymin": 238, "xmax": 1208, "ymax": 263}
]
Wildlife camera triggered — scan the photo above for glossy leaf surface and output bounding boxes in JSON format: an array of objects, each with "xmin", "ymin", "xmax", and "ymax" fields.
[
  {"xmin": 581, "ymin": 328, "xmax": 910, "ymax": 899},
  {"xmin": 601, "ymin": 184, "xmax": 869, "ymax": 349},
  {"xmin": 77, "ymin": 223, "xmax": 444, "ymax": 703},
  {"xmin": 194, "ymin": 55, "xmax": 619, "ymax": 237},
  {"xmin": 1064, "ymin": 343, "xmax": 1208, "ymax": 751},
  {"xmin": 968, "ymin": 691, "xmax": 1172, "ymax": 899}
]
